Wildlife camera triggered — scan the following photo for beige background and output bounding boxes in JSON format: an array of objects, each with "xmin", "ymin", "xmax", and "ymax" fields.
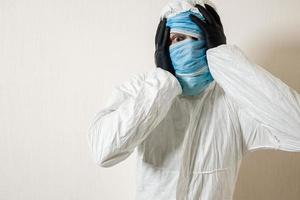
[{"xmin": 0, "ymin": 0, "xmax": 299, "ymax": 199}]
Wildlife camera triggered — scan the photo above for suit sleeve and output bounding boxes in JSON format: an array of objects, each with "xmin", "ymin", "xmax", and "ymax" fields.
[
  {"xmin": 87, "ymin": 68, "xmax": 182, "ymax": 167},
  {"xmin": 207, "ymin": 44, "xmax": 300, "ymax": 153}
]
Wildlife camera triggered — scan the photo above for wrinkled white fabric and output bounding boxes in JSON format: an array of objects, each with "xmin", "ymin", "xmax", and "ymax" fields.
[
  {"xmin": 88, "ymin": 44, "xmax": 300, "ymax": 200},
  {"xmin": 160, "ymin": 0, "xmax": 216, "ymax": 19}
]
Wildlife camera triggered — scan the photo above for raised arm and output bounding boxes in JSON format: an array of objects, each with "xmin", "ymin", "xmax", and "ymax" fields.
[
  {"xmin": 87, "ymin": 68, "xmax": 182, "ymax": 167},
  {"xmin": 207, "ymin": 44, "xmax": 300, "ymax": 153}
]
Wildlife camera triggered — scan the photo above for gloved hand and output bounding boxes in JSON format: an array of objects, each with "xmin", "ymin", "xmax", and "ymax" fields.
[
  {"xmin": 189, "ymin": 4, "xmax": 226, "ymax": 49},
  {"xmin": 154, "ymin": 18, "xmax": 175, "ymax": 76}
]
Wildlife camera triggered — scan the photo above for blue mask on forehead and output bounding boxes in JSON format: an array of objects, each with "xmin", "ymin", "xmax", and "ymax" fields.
[
  {"xmin": 167, "ymin": 10, "xmax": 214, "ymax": 96},
  {"xmin": 166, "ymin": 10, "xmax": 205, "ymax": 38}
]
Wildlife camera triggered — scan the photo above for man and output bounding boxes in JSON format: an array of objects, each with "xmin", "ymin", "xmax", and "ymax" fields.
[{"xmin": 88, "ymin": 0, "xmax": 300, "ymax": 199}]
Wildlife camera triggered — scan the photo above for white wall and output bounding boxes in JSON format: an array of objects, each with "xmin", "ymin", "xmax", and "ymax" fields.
[{"xmin": 0, "ymin": 0, "xmax": 299, "ymax": 199}]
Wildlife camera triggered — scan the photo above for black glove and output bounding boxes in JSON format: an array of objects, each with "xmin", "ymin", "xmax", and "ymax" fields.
[
  {"xmin": 154, "ymin": 18, "xmax": 175, "ymax": 76},
  {"xmin": 190, "ymin": 4, "xmax": 226, "ymax": 49}
]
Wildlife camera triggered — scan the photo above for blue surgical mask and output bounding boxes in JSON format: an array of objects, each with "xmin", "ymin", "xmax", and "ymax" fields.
[
  {"xmin": 169, "ymin": 38, "xmax": 214, "ymax": 96},
  {"xmin": 167, "ymin": 10, "xmax": 214, "ymax": 96}
]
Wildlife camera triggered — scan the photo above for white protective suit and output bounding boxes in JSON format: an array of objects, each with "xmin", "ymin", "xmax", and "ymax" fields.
[{"xmin": 88, "ymin": 1, "xmax": 300, "ymax": 199}]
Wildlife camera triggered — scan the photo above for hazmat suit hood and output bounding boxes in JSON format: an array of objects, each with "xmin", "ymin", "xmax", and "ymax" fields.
[{"xmin": 160, "ymin": 0, "xmax": 217, "ymax": 20}]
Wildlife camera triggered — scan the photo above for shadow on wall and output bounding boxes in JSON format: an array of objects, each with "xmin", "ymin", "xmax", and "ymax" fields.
[
  {"xmin": 234, "ymin": 151, "xmax": 300, "ymax": 200},
  {"xmin": 233, "ymin": 35, "xmax": 300, "ymax": 200},
  {"xmin": 247, "ymin": 34, "xmax": 300, "ymax": 91}
]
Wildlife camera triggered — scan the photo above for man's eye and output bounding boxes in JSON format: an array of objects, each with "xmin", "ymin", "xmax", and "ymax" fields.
[
  {"xmin": 169, "ymin": 35, "xmax": 189, "ymax": 45},
  {"xmin": 172, "ymin": 36, "xmax": 184, "ymax": 43},
  {"xmin": 175, "ymin": 36, "xmax": 184, "ymax": 42}
]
